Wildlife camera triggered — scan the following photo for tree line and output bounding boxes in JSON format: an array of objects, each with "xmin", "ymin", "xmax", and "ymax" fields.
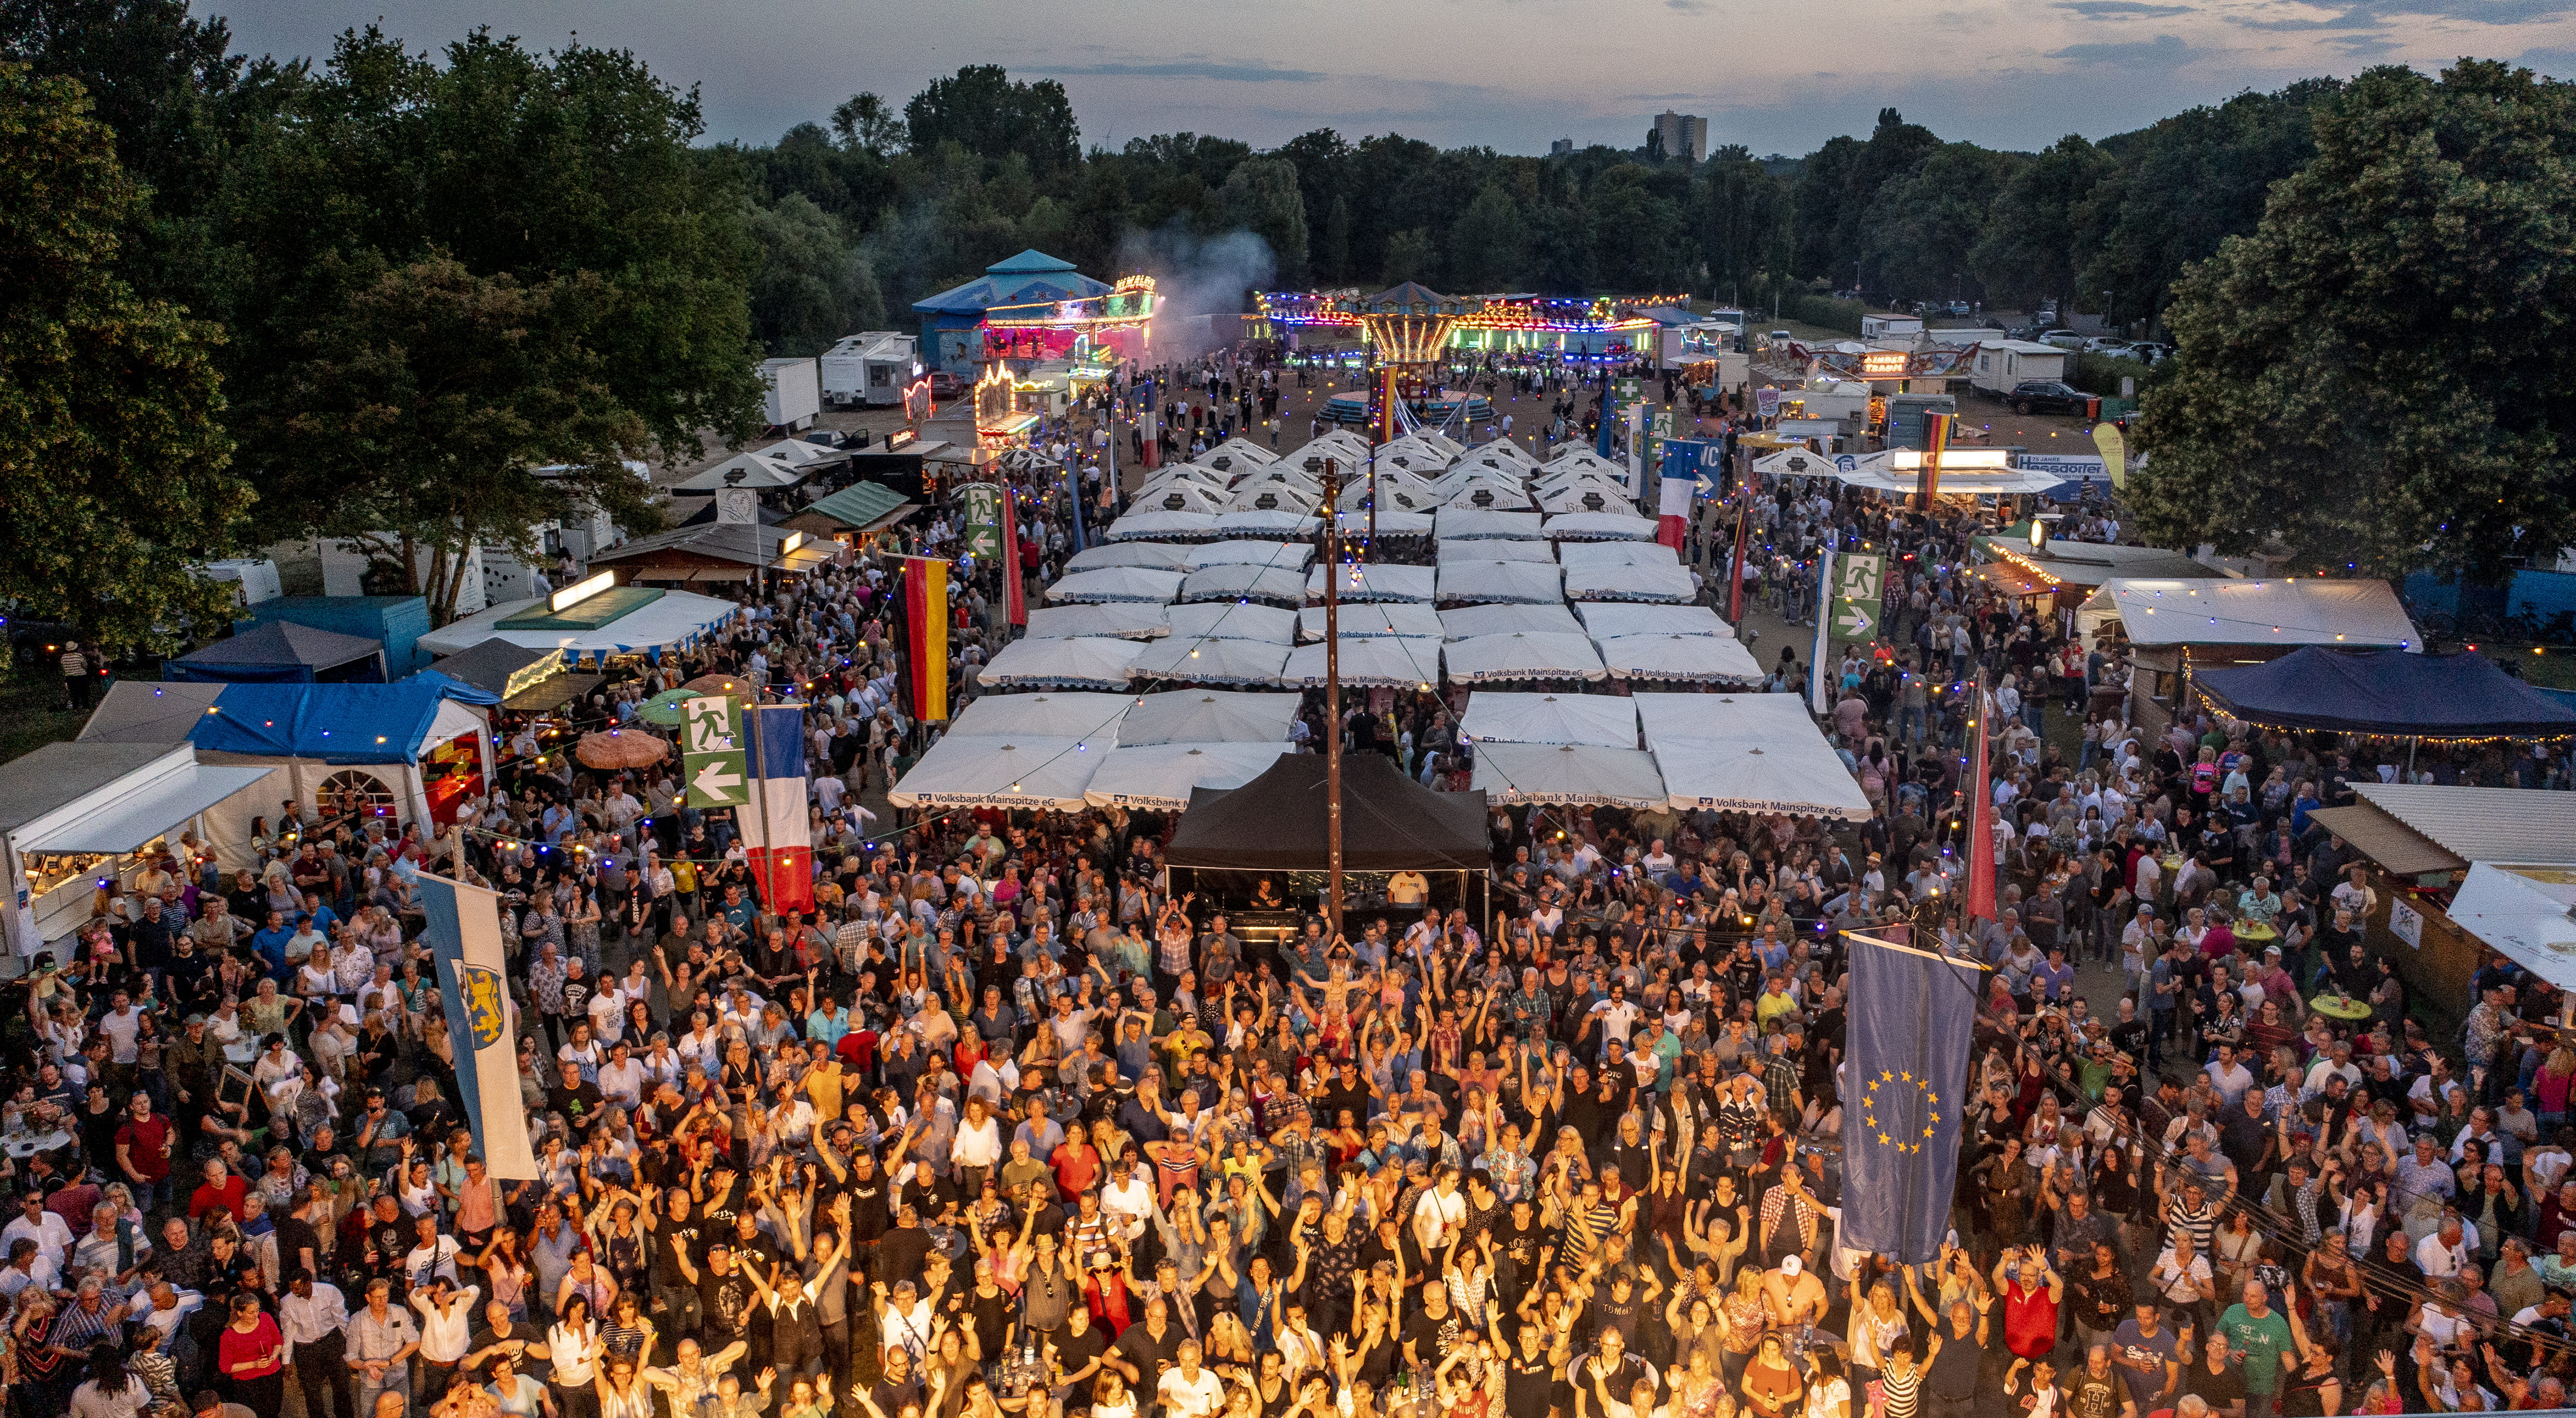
[{"xmin": 1, "ymin": 0, "xmax": 2566, "ymax": 654}]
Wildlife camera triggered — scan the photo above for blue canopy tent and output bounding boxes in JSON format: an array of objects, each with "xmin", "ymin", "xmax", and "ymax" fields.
[
  {"xmin": 2194, "ymin": 648, "xmax": 2576, "ymax": 738},
  {"xmin": 165, "ymin": 619, "xmax": 386, "ymax": 684}
]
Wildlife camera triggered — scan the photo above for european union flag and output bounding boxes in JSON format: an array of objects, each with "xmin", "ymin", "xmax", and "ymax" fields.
[{"xmin": 1840, "ymin": 930, "xmax": 1985, "ymax": 1262}]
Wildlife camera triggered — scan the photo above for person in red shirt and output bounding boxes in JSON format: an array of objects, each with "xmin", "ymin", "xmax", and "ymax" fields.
[
  {"xmin": 114, "ymin": 1093, "xmax": 176, "ymax": 1211},
  {"xmin": 189, "ymin": 1157, "xmax": 251, "ymax": 1225},
  {"xmin": 1996, "ymin": 1241, "xmax": 2066, "ymax": 1363}
]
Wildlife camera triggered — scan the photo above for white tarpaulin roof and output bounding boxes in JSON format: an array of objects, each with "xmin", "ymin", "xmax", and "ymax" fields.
[
  {"xmin": 1137, "ymin": 467, "xmax": 1229, "ymax": 493},
  {"xmin": 1299, "ymin": 603, "xmax": 1446, "ymax": 639},
  {"xmin": 1190, "ymin": 540, "xmax": 1314, "ymax": 570},
  {"xmin": 1574, "ymin": 603, "xmax": 1735, "ymax": 639},
  {"xmin": 889, "ymin": 735, "xmax": 1101, "ymax": 811},
  {"xmin": 1461, "ymin": 691, "xmax": 1639, "ymax": 748},
  {"xmin": 1106, "ymin": 510, "xmax": 1221, "ymax": 542},
  {"xmin": 1225, "ymin": 483, "xmax": 1325, "ymax": 513},
  {"xmin": 1283, "ymin": 636, "xmax": 1443, "ymax": 688},
  {"xmin": 1546, "ymin": 511, "xmax": 1660, "ymax": 542},
  {"xmin": 1442, "ymin": 482, "xmax": 1537, "ymax": 512},
  {"xmin": 2078, "ymin": 577, "xmax": 2418, "ymax": 648},
  {"xmin": 1023, "ymin": 603, "xmax": 1171, "ymax": 640},
  {"xmin": 1472, "ymin": 741, "xmax": 1668, "ymax": 807},
  {"xmin": 1214, "ymin": 508, "xmax": 1323, "ymax": 538},
  {"xmin": 1561, "ymin": 542, "xmax": 1695, "ymax": 602},
  {"xmin": 1178, "ymin": 564, "xmax": 1307, "ymax": 605},
  {"xmin": 1132, "ymin": 481, "xmax": 1229, "ymax": 513},
  {"xmin": 1307, "ymin": 563, "xmax": 1435, "ymax": 603},
  {"xmin": 947, "ymin": 691, "xmax": 1134, "ymax": 740},
  {"xmin": 2446, "ymin": 864, "xmax": 2576, "ymax": 987},
  {"xmin": 1197, "ymin": 437, "xmax": 1281, "ymax": 467},
  {"xmin": 1116, "ymin": 690, "xmax": 1301, "ymax": 746},
  {"xmin": 1166, "ymin": 601, "xmax": 1299, "ymax": 644},
  {"xmin": 1334, "ymin": 509, "xmax": 1434, "ymax": 536},
  {"xmin": 1444, "ymin": 631, "xmax": 1608, "ymax": 683},
  {"xmin": 1438, "ymin": 538, "xmax": 1556, "ymax": 564},
  {"xmin": 1437, "ymin": 560, "xmax": 1564, "ymax": 604},
  {"xmin": 1436, "ymin": 507, "xmax": 1545, "ymax": 540},
  {"xmin": 1538, "ymin": 481, "xmax": 1645, "ymax": 513},
  {"xmin": 1082, "ymin": 742, "xmax": 1294, "ymax": 811},
  {"xmin": 1440, "ymin": 603, "xmax": 1585, "ymax": 640},
  {"xmin": 1838, "ymin": 466, "xmax": 2066, "ymax": 495},
  {"xmin": 416, "ymin": 588, "xmax": 739, "ymax": 659},
  {"xmin": 1637, "ymin": 691, "xmax": 1873, "ymax": 819},
  {"xmin": 1598, "ymin": 634, "xmax": 1767, "ymax": 683},
  {"xmin": 1127, "ymin": 637, "xmax": 1290, "ymax": 687},
  {"xmin": 1234, "ymin": 464, "xmax": 1323, "ymax": 492},
  {"xmin": 1335, "ymin": 472, "xmax": 1440, "ymax": 512},
  {"xmin": 1043, "ymin": 567, "xmax": 1185, "ymax": 604},
  {"xmin": 1065, "ymin": 542, "xmax": 1197, "ymax": 572},
  {"xmin": 976, "ymin": 636, "xmax": 1146, "ymax": 688}
]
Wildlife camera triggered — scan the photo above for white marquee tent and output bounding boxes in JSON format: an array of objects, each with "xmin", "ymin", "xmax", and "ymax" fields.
[
  {"xmin": 1166, "ymin": 601, "xmax": 1299, "ymax": 644},
  {"xmin": 1435, "ymin": 508, "xmax": 1545, "ymax": 541},
  {"xmin": 1065, "ymin": 542, "xmax": 1197, "ymax": 573},
  {"xmin": 975, "ymin": 636, "xmax": 1146, "ymax": 689},
  {"xmin": 1545, "ymin": 511, "xmax": 1660, "ymax": 542},
  {"xmin": 1637, "ymin": 692, "xmax": 1873, "ymax": 819},
  {"xmin": 1573, "ymin": 603, "xmax": 1735, "ymax": 639},
  {"xmin": 1461, "ymin": 691, "xmax": 1639, "ymax": 748},
  {"xmin": 1023, "ymin": 603, "xmax": 1172, "ymax": 640},
  {"xmin": 1178, "ymin": 564, "xmax": 1307, "ymax": 605},
  {"xmin": 1190, "ymin": 540, "xmax": 1315, "ymax": 570},
  {"xmin": 1128, "ymin": 637, "xmax": 1291, "ymax": 687},
  {"xmin": 1444, "ymin": 632, "xmax": 1608, "ymax": 683},
  {"xmin": 1106, "ymin": 510, "xmax": 1221, "ymax": 542},
  {"xmin": 1043, "ymin": 567, "xmax": 1187, "ymax": 605},
  {"xmin": 1082, "ymin": 742, "xmax": 1293, "ymax": 811},
  {"xmin": 1437, "ymin": 538, "xmax": 1556, "ymax": 565},
  {"xmin": 1284, "ymin": 636, "xmax": 1443, "ymax": 688},
  {"xmin": 889, "ymin": 735, "xmax": 1100, "ymax": 811},
  {"xmin": 947, "ymin": 691, "xmax": 1135, "ymax": 740},
  {"xmin": 1473, "ymin": 741, "xmax": 1668, "ymax": 807},
  {"xmin": 1438, "ymin": 603, "xmax": 1585, "ymax": 640},
  {"xmin": 1307, "ymin": 563, "xmax": 1436, "ymax": 603},
  {"xmin": 1436, "ymin": 560, "xmax": 1565, "ymax": 605},
  {"xmin": 1597, "ymin": 634, "xmax": 1767, "ymax": 683},
  {"xmin": 1299, "ymin": 603, "xmax": 1446, "ymax": 640},
  {"xmin": 1116, "ymin": 690, "xmax": 1301, "ymax": 747}
]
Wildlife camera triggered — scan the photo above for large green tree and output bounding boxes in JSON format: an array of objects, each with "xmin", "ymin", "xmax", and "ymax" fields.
[
  {"xmin": 1970, "ymin": 135, "xmax": 2111, "ymax": 313},
  {"xmin": 1217, "ymin": 156, "xmax": 1310, "ymax": 286},
  {"xmin": 0, "ymin": 63, "xmax": 249, "ymax": 652},
  {"xmin": 2131, "ymin": 61, "xmax": 2576, "ymax": 581},
  {"xmin": 904, "ymin": 65, "xmax": 1078, "ymax": 175},
  {"xmin": 746, "ymin": 193, "xmax": 885, "ymax": 356}
]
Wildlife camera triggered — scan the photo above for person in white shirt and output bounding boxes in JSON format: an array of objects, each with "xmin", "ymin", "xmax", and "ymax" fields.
[
  {"xmin": 3, "ymin": 1192, "xmax": 74, "ymax": 1268},
  {"xmin": 1412, "ymin": 1169, "xmax": 1469, "ymax": 1252},
  {"xmin": 410, "ymin": 1277, "xmax": 481, "ymax": 1368},
  {"xmin": 1386, "ymin": 870, "xmax": 1430, "ymax": 907},
  {"xmin": 1156, "ymin": 1343, "xmax": 1226, "ymax": 1418},
  {"xmin": 596, "ymin": 1042, "xmax": 648, "ymax": 1112}
]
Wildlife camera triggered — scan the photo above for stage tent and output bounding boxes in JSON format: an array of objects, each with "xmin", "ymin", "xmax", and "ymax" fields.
[
  {"xmin": 1117, "ymin": 690, "xmax": 1300, "ymax": 747},
  {"xmin": 1300, "ymin": 604, "xmax": 1445, "ymax": 640},
  {"xmin": 1082, "ymin": 742, "xmax": 1293, "ymax": 811},
  {"xmin": 1638, "ymin": 691, "xmax": 1874, "ymax": 819},
  {"xmin": 1127, "ymin": 638, "xmax": 1291, "ymax": 687},
  {"xmin": 1167, "ymin": 602, "xmax": 1299, "ymax": 644},
  {"xmin": 975, "ymin": 636, "xmax": 1145, "ymax": 689},
  {"xmin": 1444, "ymin": 632, "xmax": 1608, "ymax": 684},
  {"xmin": 2194, "ymin": 647, "xmax": 2576, "ymax": 737},
  {"xmin": 1461, "ymin": 692, "xmax": 1639, "ymax": 749},
  {"xmin": 1164, "ymin": 751, "xmax": 1489, "ymax": 872},
  {"xmin": 1283, "ymin": 637, "xmax": 1443, "ymax": 688},
  {"xmin": 1473, "ymin": 741, "xmax": 1669, "ymax": 807}
]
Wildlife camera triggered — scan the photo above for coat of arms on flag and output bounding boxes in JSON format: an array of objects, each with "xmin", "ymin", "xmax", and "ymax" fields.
[{"xmin": 455, "ymin": 963, "xmax": 509, "ymax": 1048}]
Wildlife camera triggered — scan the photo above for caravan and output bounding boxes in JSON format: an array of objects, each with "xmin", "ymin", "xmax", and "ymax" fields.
[{"xmin": 820, "ymin": 332, "xmax": 918, "ymax": 409}]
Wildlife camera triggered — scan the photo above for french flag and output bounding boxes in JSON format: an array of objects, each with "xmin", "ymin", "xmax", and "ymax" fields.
[{"xmin": 745, "ymin": 704, "xmax": 816, "ymax": 914}]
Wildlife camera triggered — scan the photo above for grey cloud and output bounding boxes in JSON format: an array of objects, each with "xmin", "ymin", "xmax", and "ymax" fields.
[
  {"xmin": 2057, "ymin": 1, "xmax": 2197, "ymax": 13},
  {"xmin": 2519, "ymin": 45, "xmax": 2576, "ymax": 72},
  {"xmin": 1043, "ymin": 60, "xmax": 1325, "ymax": 82},
  {"xmin": 2047, "ymin": 32, "xmax": 2197, "ymax": 63}
]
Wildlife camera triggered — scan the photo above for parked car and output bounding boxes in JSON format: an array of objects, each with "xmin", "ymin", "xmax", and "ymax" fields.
[
  {"xmin": 1946, "ymin": 300, "xmax": 1973, "ymax": 317},
  {"xmin": 2128, "ymin": 342, "xmax": 2172, "ymax": 365},
  {"xmin": 1765, "ymin": 329, "xmax": 1794, "ymax": 346},
  {"xmin": 927, "ymin": 369, "xmax": 967, "ymax": 398},
  {"xmin": 2083, "ymin": 336, "xmax": 2134, "ymax": 356},
  {"xmin": 2039, "ymin": 329, "xmax": 2086, "ymax": 351},
  {"xmin": 2009, "ymin": 380, "xmax": 2092, "ymax": 416}
]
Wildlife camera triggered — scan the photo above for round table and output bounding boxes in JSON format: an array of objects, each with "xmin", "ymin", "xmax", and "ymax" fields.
[
  {"xmin": 2, "ymin": 1128, "xmax": 70, "ymax": 1159},
  {"xmin": 2237, "ymin": 921, "xmax": 2281, "ymax": 944},
  {"xmin": 2311, "ymin": 994, "xmax": 2371, "ymax": 1022}
]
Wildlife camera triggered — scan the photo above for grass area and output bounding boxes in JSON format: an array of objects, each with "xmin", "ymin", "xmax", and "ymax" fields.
[{"xmin": 0, "ymin": 667, "xmax": 92, "ymax": 765}]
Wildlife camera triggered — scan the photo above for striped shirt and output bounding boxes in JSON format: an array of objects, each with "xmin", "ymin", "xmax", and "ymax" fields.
[{"xmin": 1878, "ymin": 1363, "xmax": 1922, "ymax": 1418}]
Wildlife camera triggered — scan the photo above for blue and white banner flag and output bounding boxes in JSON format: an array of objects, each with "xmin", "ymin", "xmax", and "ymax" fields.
[{"xmin": 421, "ymin": 871, "xmax": 541, "ymax": 1179}]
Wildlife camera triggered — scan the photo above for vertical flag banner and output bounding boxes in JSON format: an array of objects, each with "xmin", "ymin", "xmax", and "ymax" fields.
[
  {"xmin": 1624, "ymin": 403, "xmax": 1648, "ymax": 499},
  {"xmin": 1967, "ymin": 672, "xmax": 1998, "ymax": 923},
  {"xmin": 1001, "ymin": 486, "xmax": 1027, "ymax": 627},
  {"xmin": 1727, "ymin": 492, "xmax": 1752, "ymax": 624},
  {"xmin": 960, "ymin": 483, "xmax": 1002, "ymax": 562},
  {"xmin": 906, "ymin": 559, "xmax": 950, "ymax": 722},
  {"xmin": 744, "ymin": 705, "xmax": 816, "ymax": 913},
  {"xmin": 2093, "ymin": 420, "xmax": 2128, "ymax": 488},
  {"xmin": 421, "ymin": 872, "xmax": 540, "ymax": 1178},
  {"xmin": 1918, "ymin": 411, "xmax": 1951, "ymax": 509},
  {"xmin": 1809, "ymin": 547, "xmax": 1833, "ymax": 713},
  {"xmin": 1840, "ymin": 931, "xmax": 1982, "ymax": 1261},
  {"xmin": 681, "ymin": 695, "xmax": 752, "ymax": 811},
  {"xmin": 1656, "ymin": 442, "xmax": 1696, "ymax": 552}
]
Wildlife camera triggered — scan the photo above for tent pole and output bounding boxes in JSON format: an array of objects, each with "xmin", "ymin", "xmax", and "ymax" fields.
[
  {"xmin": 1314, "ymin": 455, "xmax": 1345, "ymax": 939},
  {"xmin": 2408, "ymin": 736, "xmax": 2418, "ymax": 779}
]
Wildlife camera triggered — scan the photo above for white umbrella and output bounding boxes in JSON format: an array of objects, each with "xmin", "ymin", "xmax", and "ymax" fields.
[
  {"xmin": 1166, "ymin": 601, "xmax": 1299, "ymax": 644},
  {"xmin": 1472, "ymin": 741, "xmax": 1667, "ymax": 807},
  {"xmin": 1197, "ymin": 437, "xmax": 1281, "ymax": 468},
  {"xmin": 1305, "ymin": 563, "xmax": 1436, "ymax": 603},
  {"xmin": 1105, "ymin": 510, "xmax": 1222, "ymax": 542},
  {"xmin": 1573, "ymin": 603, "xmax": 1735, "ymax": 639},
  {"xmin": 1443, "ymin": 632, "xmax": 1608, "ymax": 683},
  {"xmin": 1225, "ymin": 483, "xmax": 1325, "ymax": 514},
  {"xmin": 1082, "ymin": 742, "xmax": 1293, "ymax": 809},
  {"xmin": 1536, "ymin": 481, "xmax": 1640, "ymax": 515},
  {"xmin": 1597, "ymin": 634, "xmax": 1767, "ymax": 684},
  {"xmin": 1118, "ymin": 689, "xmax": 1301, "ymax": 746},
  {"xmin": 976, "ymin": 636, "xmax": 1146, "ymax": 689},
  {"xmin": 889, "ymin": 734, "xmax": 1103, "ymax": 811},
  {"xmin": 1435, "ymin": 560, "xmax": 1563, "ymax": 605},
  {"xmin": 1043, "ymin": 567, "xmax": 1185, "ymax": 605},
  {"xmin": 1128, "ymin": 637, "xmax": 1291, "ymax": 687},
  {"xmin": 1022, "ymin": 603, "xmax": 1171, "ymax": 640},
  {"xmin": 948, "ymin": 691, "xmax": 1136, "ymax": 740},
  {"xmin": 1334, "ymin": 471, "xmax": 1440, "ymax": 512},
  {"xmin": 1178, "ymin": 564, "xmax": 1308, "ymax": 605},
  {"xmin": 1438, "ymin": 603, "xmax": 1583, "ymax": 640},
  {"xmin": 1461, "ymin": 691, "xmax": 1639, "ymax": 747},
  {"xmin": 1283, "ymin": 636, "xmax": 1443, "ymax": 688},
  {"xmin": 1190, "ymin": 540, "xmax": 1314, "ymax": 570},
  {"xmin": 1545, "ymin": 510, "xmax": 1660, "ymax": 542},
  {"xmin": 1435, "ymin": 507, "xmax": 1545, "ymax": 541},
  {"xmin": 1439, "ymin": 481, "xmax": 1537, "ymax": 512},
  {"xmin": 1064, "ymin": 542, "xmax": 1197, "ymax": 573},
  {"xmin": 1298, "ymin": 603, "xmax": 1445, "ymax": 640},
  {"xmin": 1131, "ymin": 481, "xmax": 1228, "ymax": 513}
]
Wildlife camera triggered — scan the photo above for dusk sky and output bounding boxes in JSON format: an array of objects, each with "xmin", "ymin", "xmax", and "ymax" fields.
[{"xmin": 217, "ymin": 0, "xmax": 2576, "ymax": 157}]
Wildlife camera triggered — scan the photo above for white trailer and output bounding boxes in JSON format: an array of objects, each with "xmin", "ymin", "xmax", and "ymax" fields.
[
  {"xmin": 1967, "ymin": 340, "xmax": 2072, "ymax": 396},
  {"xmin": 1859, "ymin": 314, "xmax": 1923, "ymax": 340},
  {"xmin": 820, "ymin": 332, "xmax": 917, "ymax": 408},
  {"xmin": 760, "ymin": 356, "xmax": 823, "ymax": 431}
]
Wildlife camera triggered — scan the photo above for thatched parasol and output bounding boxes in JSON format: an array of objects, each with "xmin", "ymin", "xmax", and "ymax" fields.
[{"xmin": 575, "ymin": 729, "xmax": 670, "ymax": 770}]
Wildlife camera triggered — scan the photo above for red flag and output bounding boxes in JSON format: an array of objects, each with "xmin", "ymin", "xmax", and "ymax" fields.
[
  {"xmin": 1001, "ymin": 484, "xmax": 1027, "ymax": 627},
  {"xmin": 1966, "ymin": 671, "xmax": 1997, "ymax": 923},
  {"xmin": 1919, "ymin": 412, "xmax": 1951, "ymax": 510}
]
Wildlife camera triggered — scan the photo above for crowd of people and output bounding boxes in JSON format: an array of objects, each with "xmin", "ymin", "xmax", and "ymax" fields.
[{"xmin": 7, "ymin": 355, "xmax": 2576, "ymax": 1418}]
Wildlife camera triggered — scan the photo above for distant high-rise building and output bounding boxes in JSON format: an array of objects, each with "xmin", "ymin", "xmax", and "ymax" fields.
[
  {"xmin": 1550, "ymin": 138, "xmax": 1574, "ymax": 157},
  {"xmin": 1652, "ymin": 111, "xmax": 1707, "ymax": 165}
]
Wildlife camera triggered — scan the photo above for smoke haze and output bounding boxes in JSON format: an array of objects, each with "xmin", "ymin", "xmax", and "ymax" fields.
[{"xmin": 1118, "ymin": 223, "xmax": 1275, "ymax": 363}]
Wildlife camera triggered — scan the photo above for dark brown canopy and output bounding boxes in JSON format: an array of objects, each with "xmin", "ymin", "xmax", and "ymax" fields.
[{"xmin": 1164, "ymin": 750, "xmax": 1489, "ymax": 872}]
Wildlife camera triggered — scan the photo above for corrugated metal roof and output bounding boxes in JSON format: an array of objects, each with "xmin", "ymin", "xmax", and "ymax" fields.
[
  {"xmin": 2352, "ymin": 783, "xmax": 2576, "ymax": 864},
  {"xmin": 2304, "ymin": 803, "xmax": 2467, "ymax": 877},
  {"xmin": 2079, "ymin": 577, "xmax": 2417, "ymax": 648}
]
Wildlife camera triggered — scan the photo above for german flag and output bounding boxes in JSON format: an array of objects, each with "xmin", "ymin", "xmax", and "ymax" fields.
[{"xmin": 905, "ymin": 557, "xmax": 948, "ymax": 722}]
